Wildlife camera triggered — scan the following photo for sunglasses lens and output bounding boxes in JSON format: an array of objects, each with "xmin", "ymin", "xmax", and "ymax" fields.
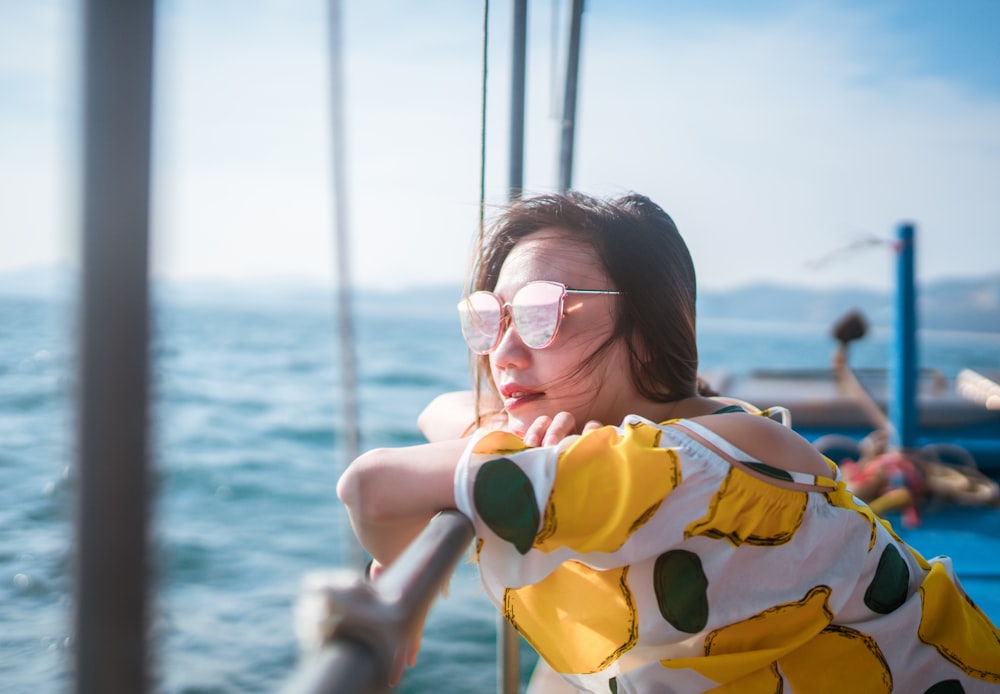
[
  {"xmin": 512, "ymin": 282, "xmax": 564, "ymax": 349},
  {"xmin": 458, "ymin": 292, "xmax": 503, "ymax": 354}
]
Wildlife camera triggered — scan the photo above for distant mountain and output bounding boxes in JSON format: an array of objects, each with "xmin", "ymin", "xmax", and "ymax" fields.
[
  {"xmin": 698, "ymin": 284, "xmax": 889, "ymax": 327},
  {"xmin": 697, "ymin": 275, "xmax": 1000, "ymax": 333},
  {"xmin": 917, "ymin": 275, "xmax": 1000, "ymax": 333}
]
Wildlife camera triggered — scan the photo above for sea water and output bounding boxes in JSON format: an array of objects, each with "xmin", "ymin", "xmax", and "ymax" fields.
[{"xmin": 2, "ymin": 291, "xmax": 999, "ymax": 693}]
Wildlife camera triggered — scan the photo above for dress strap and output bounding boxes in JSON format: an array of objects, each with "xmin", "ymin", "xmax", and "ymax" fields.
[
  {"xmin": 666, "ymin": 419, "xmax": 839, "ymax": 492},
  {"xmin": 708, "ymin": 396, "xmax": 792, "ymax": 427},
  {"xmin": 711, "ymin": 404, "xmax": 747, "ymax": 415}
]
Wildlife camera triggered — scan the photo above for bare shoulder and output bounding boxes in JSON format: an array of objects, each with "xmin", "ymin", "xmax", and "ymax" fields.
[
  {"xmin": 418, "ymin": 391, "xmax": 479, "ymax": 442},
  {"xmin": 686, "ymin": 412, "xmax": 831, "ymax": 477}
]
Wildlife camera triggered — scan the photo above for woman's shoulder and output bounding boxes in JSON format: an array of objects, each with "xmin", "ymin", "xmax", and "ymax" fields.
[{"xmin": 683, "ymin": 410, "xmax": 832, "ymax": 479}]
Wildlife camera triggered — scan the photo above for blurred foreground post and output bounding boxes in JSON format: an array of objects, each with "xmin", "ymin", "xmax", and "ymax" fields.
[{"xmin": 75, "ymin": 0, "xmax": 156, "ymax": 693}]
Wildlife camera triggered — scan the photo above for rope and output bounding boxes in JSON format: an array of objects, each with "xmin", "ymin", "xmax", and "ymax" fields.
[{"xmin": 327, "ymin": 0, "xmax": 364, "ymax": 570}]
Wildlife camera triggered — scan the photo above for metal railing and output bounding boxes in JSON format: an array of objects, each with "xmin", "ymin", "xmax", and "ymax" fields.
[{"xmin": 284, "ymin": 511, "xmax": 475, "ymax": 694}]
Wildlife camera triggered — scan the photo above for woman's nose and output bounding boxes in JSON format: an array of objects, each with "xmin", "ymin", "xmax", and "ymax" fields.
[{"xmin": 491, "ymin": 318, "xmax": 531, "ymax": 369}]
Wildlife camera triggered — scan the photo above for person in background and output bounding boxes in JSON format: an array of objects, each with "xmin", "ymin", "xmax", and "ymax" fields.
[{"xmin": 338, "ymin": 192, "xmax": 1000, "ymax": 692}]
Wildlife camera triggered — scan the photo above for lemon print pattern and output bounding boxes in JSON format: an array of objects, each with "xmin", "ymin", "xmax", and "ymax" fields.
[
  {"xmin": 503, "ymin": 562, "xmax": 637, "ymax": 674},
  {"xmin": 533, "ymin": 422, "xmax": 681, "ymax": 554},
  {"xmin": 822, "ymin": 478, "xmax": 881, "ymax": 550},
  {"xmin": 454, "ymin": 415, "xmax": 1000, "ymax": 692},
  {"xmin": 663, "ymin": 586, "xmax": 893, "ymax": 693},
  {"xmin": 918, "ymin": 561, "xmax": 1000, "ymax": 683},
  {"xmin": 684, "ymin": 466, "xmax": 809, "ymax": 547},
  {"xmin": 778, "ymin": 623, "xmax": 893, "ymax": 693}
]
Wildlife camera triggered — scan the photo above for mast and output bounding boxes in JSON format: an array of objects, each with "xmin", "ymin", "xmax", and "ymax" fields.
[
  {"xmin": 508, "ymin": 0, "xmax": 528, "ymax": 200},
  {"xmin": 557, "ymin": 0, "xmax": 585, "ymax": 193}
]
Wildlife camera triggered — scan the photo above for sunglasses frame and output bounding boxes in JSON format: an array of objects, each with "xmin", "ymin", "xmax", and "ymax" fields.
[{"xmin": 458, "ymin": 280, "xmax": 622, "ymax": 355}]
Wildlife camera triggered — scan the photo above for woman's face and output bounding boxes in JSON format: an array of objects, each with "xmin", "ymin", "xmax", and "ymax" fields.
[{"xmin": 489, "ymin": 228, "xmax": 640, "ymax": 435}]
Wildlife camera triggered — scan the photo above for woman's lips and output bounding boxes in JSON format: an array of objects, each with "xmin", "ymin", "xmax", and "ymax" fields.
[
  {"xmin": 503, "ymin": 391, "xmax": 543, "ymax": 410},
  {"xmin": 500, "ymin": 384, "xmax": 544, "ymax": 411}
]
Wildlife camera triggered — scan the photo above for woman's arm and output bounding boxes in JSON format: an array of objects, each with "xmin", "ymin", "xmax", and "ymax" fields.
[
  {"xmin": 336, "ymin": 438, "xmax": 469, "ymax": 565},
  {"xmin": 346, "ymin": 396, "xmax": 601, "ymax": 566}
]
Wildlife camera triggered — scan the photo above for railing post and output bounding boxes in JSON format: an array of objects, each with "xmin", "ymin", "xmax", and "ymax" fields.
[
  {"xmin": 286, "ymin": 511, "xmax": 474, "ymax": 694},
  {"xmin": 497, "ymin": 613, "xmax": 521, "ymax": 694},
  {"xmin": 498, "ymin": 3, "xmax": 529, "ymax": 691}
]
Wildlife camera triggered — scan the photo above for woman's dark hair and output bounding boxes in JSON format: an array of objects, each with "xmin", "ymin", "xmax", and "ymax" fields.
[{"xmin": 469, "ymin": 191, "xmax": 698, "ymax": 409}]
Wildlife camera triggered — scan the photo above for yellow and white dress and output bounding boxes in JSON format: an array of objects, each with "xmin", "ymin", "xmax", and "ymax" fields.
[{"xmin": 453, "ymin": 414, "xmax": 1000, "ymax": 693}]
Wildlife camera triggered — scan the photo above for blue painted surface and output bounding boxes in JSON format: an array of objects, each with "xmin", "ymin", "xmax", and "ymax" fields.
[{"xmin": 891, "ymin": 223, "xmax": 918, "ymax": 450}]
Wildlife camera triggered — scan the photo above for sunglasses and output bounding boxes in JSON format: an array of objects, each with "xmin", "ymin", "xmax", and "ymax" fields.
[{"xmin": 457, "ymin": 280, "xmax": 622, "ymax": 354}]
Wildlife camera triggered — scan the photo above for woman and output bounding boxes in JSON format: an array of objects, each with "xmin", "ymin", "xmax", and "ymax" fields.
[{"xmin": 338, "ymin": 192, "xmax": 1000, "ymax": 692}]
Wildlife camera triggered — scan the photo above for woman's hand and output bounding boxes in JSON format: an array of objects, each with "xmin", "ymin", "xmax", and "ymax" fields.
[{"xmin": 520, "ymin": 411, "xmax": 603, "ymax": 447}]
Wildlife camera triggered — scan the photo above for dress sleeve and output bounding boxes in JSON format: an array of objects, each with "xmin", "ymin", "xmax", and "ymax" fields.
[{"xmin": 454, "ymin": 418, "xmax": 683, "ymax": 587}]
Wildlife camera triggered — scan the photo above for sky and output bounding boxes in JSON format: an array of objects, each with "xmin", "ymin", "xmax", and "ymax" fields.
[{"xmin": 2, "ymin": 0, "xmax": 999, "ymax": 293}]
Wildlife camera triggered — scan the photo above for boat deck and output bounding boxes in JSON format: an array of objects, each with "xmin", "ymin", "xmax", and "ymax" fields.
[
  {"xmin": 704, "ymin": 367, "xmax": 1000, "ymax": 473},
  {"xmin": 711, "ymin": 367, "xmax": 1000, "ymax": 427}
]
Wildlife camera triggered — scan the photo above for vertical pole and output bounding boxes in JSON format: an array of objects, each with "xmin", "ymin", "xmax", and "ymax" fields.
[
  {"xmin": 557, "ymin": 0, "xmax": 584, "ymax": 193},
  {"xmin": 508, "ymin": 0, "xmax": 527, "ymax": 200},
  {"xmin": 890, "ymin": 223, "xmax": 918, "ymax": 449},
  {"xmin": 499, "ymin": 6, "xmax": 527, "ymax": 691},
  {"xmin": 327, "ymin": 0, "xmax": 363, "ymax": 567},
  {"xmin": 76, "ymin": 1, "xmax": 155, "ymax": 693}
]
